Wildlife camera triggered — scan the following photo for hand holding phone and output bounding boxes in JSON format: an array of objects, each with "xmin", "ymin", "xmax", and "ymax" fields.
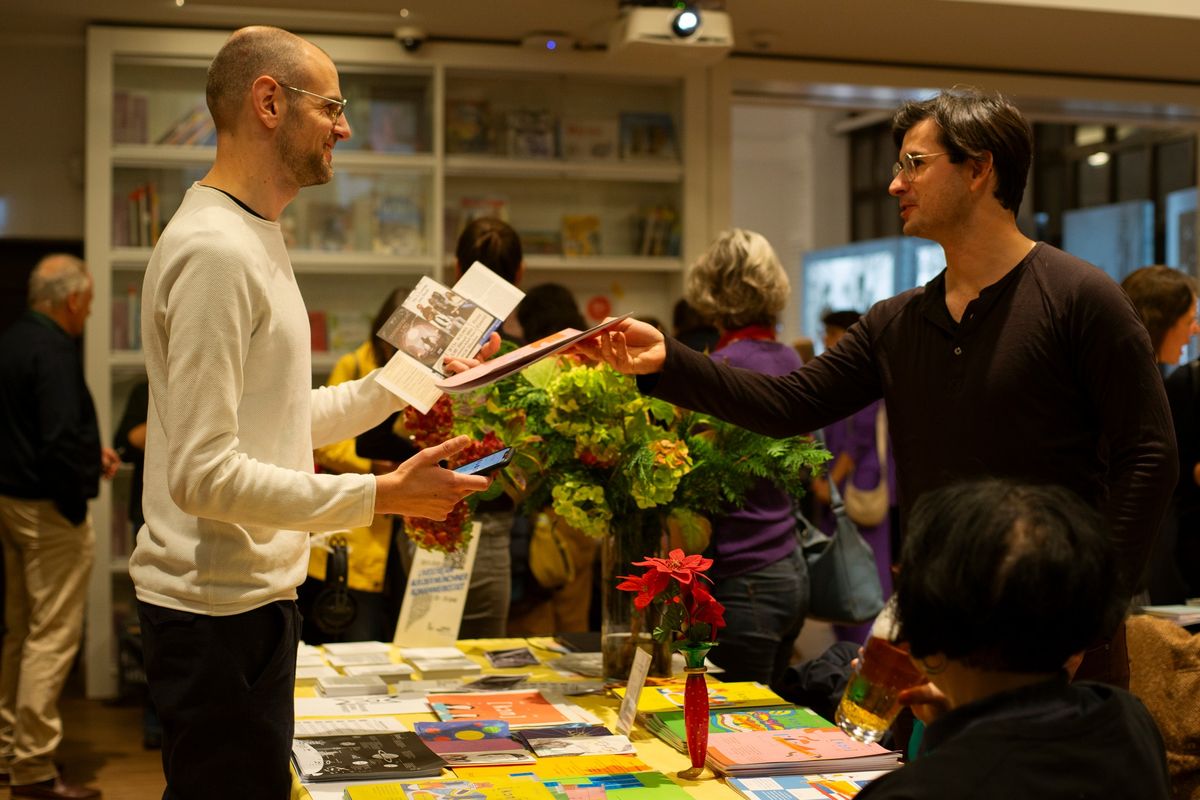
[{"xmin": 453, "ymin": 446, "xmax": 514, "ymax": 476}]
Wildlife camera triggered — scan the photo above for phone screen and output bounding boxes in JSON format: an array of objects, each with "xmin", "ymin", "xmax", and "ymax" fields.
[{"xmin": 453, "ymin": 447, "xmax": 514, "ymax": 476}]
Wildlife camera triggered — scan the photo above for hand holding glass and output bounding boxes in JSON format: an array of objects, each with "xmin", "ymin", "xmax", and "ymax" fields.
[{"xmin": 835, "ymin": 599, "xmax": 928, "ymax": 744}]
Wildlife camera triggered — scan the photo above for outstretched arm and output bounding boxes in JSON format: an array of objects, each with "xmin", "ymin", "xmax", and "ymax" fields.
[{"xmin": 374, "ymin": 435, "xmax": 491, "ymax": 520}]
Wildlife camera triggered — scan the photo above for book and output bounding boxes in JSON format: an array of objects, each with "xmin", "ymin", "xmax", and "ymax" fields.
[
  {"xmin": 504, "ymin": 109, "xmax": 556, "ymax": 158},
  {"xmin": 446, "ymin": 98, "xmax": 492, "ymax": 154},
  {"xmin": 618, "ymin": 112, "xmax": 678, "ymax": 160},
  {"xmin": 367, "ymin": 95, "xmax": 421, "ymax": 154},
  {"xmin": 526, "ymin": 733, "xmax": 635, "ymax": 758},
  {"xmin": 484, "ymin": 647, "xmax": 540, "ymax": 668},
  {"xmin": 434, "ymin": 314, "xmax": 631, "ymax": 394},
  {"xmin": 291, "ymin": 731, "xmax": 444, "ymax": 782},
  {"xmin": 560, "ymin": 214, "xmax": 601, "ymax": 257},
  {"xmin": 511, "ymin": 725, "xmax": 611, "ymax": 748},
  {"xmin": 706, "ymin": 728, "xmax": 901, "ymax": 777},
  {"xmin": 374, "ymin": 263, "xmax": 524, "ymax": 413},
  {"xmin": 341, "ymin": 663, "xmax": 416, "ymax": 682},
  {"xmin": 541, "ymin": 771, "xmax": 692, "ymax": 799},
  {"xmin": 308, "ymin": 310, "xmax": 328, "ymax": 352},
  {"xmin": 560, "ymin": 118, "xmax": 619, "ymax": 161},
  {"xmin": 644, "ymin": 705, "xmax": 833, "ymax": 752},
  {"xmin": 452, "ymin": 754, "xmax": 652, "ymax": 782},
  {"xmin": 425, "ymin": 690, "xmax": 594, "ymax": 729},
  {"xmin": 726, "ymin": 772, "xmax": 886, "ymax": 800},
  {"xmin": 351, "ymin": 778, "xmax": 557, "ymax": 799},
  {"xmin": 414, "ymin": 720, "xmax": 536, "ymax": 767},
  {"xmin": 112, "ymin": 90, "xmax": 148, "ymax": 144},
  {"xmin": 316, "ymin": 674, "xmax": 390, "ymax": 697},
  {"xmin": 611, "ymin": 680, "xmax": 789, "ymax": 714}
]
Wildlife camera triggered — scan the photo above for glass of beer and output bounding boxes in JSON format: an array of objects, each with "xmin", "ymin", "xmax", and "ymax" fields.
[{"xmin": 835, "ymin": 597, "xmax": 927, "ymax": 744}]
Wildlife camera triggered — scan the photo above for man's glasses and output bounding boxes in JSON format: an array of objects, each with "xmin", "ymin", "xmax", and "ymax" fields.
[
  {"xmin": 279, "ymin": 82, "xmax": 347, "ymax": 123},
  {"xmin": 892, "ymin": 152, "xmax": 947, "ymax": 180}
]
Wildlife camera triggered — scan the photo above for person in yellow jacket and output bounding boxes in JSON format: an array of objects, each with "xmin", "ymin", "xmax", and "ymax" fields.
[{"xmin": 299, "ymin": 288, "xmax": 416, "ymax": 643}]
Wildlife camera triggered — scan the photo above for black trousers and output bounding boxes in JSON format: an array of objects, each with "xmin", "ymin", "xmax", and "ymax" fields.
[{"xmin": 137, "ymin": 599, "xmax": 300, "ymax": 800}]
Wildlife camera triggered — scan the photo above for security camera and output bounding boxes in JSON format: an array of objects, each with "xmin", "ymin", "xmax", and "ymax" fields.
[{"xmin": 394, "ymin": 25, "xmax": 426, "ymax": 53}]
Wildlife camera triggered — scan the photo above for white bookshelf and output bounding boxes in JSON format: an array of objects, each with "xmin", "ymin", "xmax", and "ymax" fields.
[{"xmin": 84, "ymin": 25, "xmax": 710, "ymax": 698}]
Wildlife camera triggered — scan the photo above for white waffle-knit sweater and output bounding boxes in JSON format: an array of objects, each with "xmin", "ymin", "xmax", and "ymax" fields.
[{"xmin": 130, "ymin": 184, "xmax": 406, "ymax": 615}]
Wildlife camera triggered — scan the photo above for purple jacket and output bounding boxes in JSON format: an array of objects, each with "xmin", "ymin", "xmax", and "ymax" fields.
[{"xmin": 708, "ymin": 339, "xmax": 802, "ymax": 579}]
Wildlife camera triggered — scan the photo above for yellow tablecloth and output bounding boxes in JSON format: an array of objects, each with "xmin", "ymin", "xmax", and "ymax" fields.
[{"xmin": 292, "ymin": 637, "xmax": 741, "ymax": 799}]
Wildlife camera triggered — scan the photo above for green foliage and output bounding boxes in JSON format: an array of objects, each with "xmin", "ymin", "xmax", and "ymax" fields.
[{"xmin": 453, "ymin": 358, "xmax": 831, "ymax": 538}]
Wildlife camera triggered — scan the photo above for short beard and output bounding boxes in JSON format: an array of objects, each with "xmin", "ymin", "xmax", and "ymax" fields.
[{"xmin": 277, "ymin": 107, "xmax": 333, "ymax": 188}]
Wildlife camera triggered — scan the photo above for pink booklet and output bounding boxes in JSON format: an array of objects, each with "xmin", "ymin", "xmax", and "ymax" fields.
[{"xmin": 434, "ymin": 314, "xmax": 631, "ymax": 393}]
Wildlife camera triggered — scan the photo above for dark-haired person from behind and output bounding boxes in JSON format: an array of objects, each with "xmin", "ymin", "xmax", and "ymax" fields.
[
  {"xmin": 517, "ymin": 283, "xmax": 586, "ymax": 343},
  {"xmin": 856, "ymin": 480, "xmax": 1169, "ymax": 799}
]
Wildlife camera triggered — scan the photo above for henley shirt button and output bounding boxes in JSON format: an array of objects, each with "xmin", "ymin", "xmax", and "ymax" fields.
[{"xmin": 954, "ymin": 346, "xmax": 963, "ymax": 356}]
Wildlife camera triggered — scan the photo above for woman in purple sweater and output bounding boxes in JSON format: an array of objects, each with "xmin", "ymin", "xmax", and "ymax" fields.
[{"xmin": 684, "ymin": 229, "xmax": 808, "ymax": 690}]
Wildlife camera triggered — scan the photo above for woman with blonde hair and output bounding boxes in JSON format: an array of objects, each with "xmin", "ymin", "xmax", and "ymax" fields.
[{"xmin": 684, "ymin": 228, "xmax": 808, "ymax": 690}]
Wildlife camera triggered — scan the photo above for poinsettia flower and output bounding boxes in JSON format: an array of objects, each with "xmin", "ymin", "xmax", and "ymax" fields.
[{"xmin": 631, "ymin": 548, "xmax": 714, "ymax": 585}]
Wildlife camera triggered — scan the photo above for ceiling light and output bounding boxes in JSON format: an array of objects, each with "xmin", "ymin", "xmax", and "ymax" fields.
[{"xmin": 1087, "ymin": 151, "xmax": 1111, "ymax": 167}]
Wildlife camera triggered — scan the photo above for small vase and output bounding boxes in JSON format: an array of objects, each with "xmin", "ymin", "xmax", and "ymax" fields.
[
  {"xmin": 600, "ymin": 517, "xmax": 672, "ymax": 682},
  {"xmin": 677, "ymin": 642, "xmax": 714, "ymax": 780}
]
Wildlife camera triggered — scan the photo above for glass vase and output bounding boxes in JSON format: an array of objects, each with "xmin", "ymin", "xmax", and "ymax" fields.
[
  {"xmin": 678, "ymin": 642, "xmax": 714, "ymax": 780},
  {"xmin": 600, "ymin": 516, "xmax": 672, "ymax": 683}
]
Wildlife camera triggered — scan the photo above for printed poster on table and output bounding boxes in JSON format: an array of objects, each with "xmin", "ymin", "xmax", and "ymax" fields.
[{"xmin": 393, "ymin": 522, "xmax": 481, "ymax": 647}]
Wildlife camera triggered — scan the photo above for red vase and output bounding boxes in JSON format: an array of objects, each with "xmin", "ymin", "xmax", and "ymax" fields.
[{"xmin": 678, "ymin": 643, "xmax": 714, "ymax": 780}]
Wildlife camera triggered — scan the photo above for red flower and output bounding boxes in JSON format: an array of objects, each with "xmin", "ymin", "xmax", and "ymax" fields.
[{"xmin": 632, "ymin": 548, "xmax": 714, "ymax": 585}]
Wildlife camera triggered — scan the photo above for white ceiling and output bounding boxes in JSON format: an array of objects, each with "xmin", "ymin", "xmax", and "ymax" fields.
[{"xmin": 4, "ymin": 0, "xmax": 1200, "ymax": 85}]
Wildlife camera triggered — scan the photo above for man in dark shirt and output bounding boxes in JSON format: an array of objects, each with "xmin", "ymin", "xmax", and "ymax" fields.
[
  {"xmin": 580, "ymin": 88, "xmax": 1176, "ymax": 688},
  {"xmin": 0, "ymin": 254, "xmax": 117, "ymax": 799}
]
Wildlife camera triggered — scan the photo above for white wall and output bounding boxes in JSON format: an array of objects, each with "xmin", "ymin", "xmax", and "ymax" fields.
[
  {"xmin": 730, "ymin": 103, "xmax": 850, "ymax": 343},
  {"xmin": 0, "ymin": 37, "xmax": 86, "ymax": 239}
]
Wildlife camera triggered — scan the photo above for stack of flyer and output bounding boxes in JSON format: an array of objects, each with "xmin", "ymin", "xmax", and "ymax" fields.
[
  {"xmin": 643, "ymin": 704, "xmax": 830, "ymax": 753},
  {"xmin": 726, "ymin": 772, "xmax": 891, "ymax": 799},
  {"xmin": 425, "ymin": 689, "xmax": 600, "ymax": 729}
]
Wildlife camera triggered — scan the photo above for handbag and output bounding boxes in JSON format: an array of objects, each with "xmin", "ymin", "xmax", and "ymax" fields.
[
  {"xmin": 843, "ymin": 405, "xmax": 889, "ymax": 528},
  {"xmin": 528, "ymin": 511, "xmax": 576, "ymax": 590},
  {"xmin": 796, "ymin": 480, "xmax": 885, "ymax": 624}
]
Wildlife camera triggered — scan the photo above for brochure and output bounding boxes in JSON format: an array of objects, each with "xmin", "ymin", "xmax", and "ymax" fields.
[
  {"xmin": 290, "ymin": 731, "xmax": 444, "ymax": 782},
  {"xmin": 434, "ymin": 314, "xmax": 631, "ymax": 394},
  {"xmin": 375, "ymin": 262, "xmax": 524, "ymax": 413}
]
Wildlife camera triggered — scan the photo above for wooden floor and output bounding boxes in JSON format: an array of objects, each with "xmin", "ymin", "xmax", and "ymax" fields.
[{"xmin": 4, "ymin": 673, "xmax": 166, "ymax": 800}]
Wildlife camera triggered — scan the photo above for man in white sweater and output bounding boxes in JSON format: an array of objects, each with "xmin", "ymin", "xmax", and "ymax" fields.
[{"xmin": 130, "ymin": 26, "xmax": 491, "ymax": 799}]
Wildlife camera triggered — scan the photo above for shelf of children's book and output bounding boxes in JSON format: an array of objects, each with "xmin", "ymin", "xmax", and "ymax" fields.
[
  {"xmin": 444, "ymin": 155, "xmax": 681, "ymax": 183},
  {"xmin": 112, "ymin": 144, "xmax": 216, "ymax": 168},
  {"xmin": 289, "ymin": 251, "xmax": 436, "ymax": 276},
  {"xmin": 110, "ymin": 351, "xmax": 146, "ymax": 376},
  {"xmin": 327, "ymin": 152, "xmax": 437, "ymax": 172}
]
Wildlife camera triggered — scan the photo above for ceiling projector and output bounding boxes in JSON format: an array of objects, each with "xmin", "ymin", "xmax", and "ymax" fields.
[{"xmin": 608, "ymin": 6, "xmax": 734, "ymax": 62}]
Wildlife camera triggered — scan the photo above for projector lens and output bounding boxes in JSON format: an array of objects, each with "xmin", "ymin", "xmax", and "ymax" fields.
[{"xmin": 671, "ymin": 8, "xmax": 700, "ymax": 37}]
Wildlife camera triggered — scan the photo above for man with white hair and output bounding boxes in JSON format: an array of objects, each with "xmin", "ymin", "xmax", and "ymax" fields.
[{"xmin": 0, "ymin": 254, "xmax": 118, "ymax": 799}]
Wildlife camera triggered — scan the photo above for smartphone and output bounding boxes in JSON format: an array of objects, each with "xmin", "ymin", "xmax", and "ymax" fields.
[{"xmin": 453, "ymin": 446, "xmax": 514, "ymax": 476}]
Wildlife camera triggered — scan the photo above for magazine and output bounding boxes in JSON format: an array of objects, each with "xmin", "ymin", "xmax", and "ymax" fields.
[
  {"xmin": 434, "ymin": 314, "xmax": 631, "ymax": 394},
  {"xmin": 374, "ymin": 262, "xmax": 524, "ymax": 413},
  {"xmin": 290, "ymin": 731, "xmax": 444, "ymax": 782}
]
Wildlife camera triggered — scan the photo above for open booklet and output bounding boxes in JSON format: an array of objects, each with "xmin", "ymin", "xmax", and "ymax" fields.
[
  {"xmin": 434, "ymin": 314, "xmax": 632, "ymax": 394},
  {"xmin": 373, "ymin": 261, "xmax": 524, "ymax": 412}
]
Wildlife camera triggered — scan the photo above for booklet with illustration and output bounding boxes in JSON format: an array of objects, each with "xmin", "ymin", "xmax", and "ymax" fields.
[
  {"xmin": 374, "ymin": 261, "xmax": 524, "ymax": 413},
  {"xmin": 434, "ymin": 314, "xmax": 631, "ymax": 394},
  {"xmin": 290, "ymin": 731, "xmax": 444, "ymax": 782}
]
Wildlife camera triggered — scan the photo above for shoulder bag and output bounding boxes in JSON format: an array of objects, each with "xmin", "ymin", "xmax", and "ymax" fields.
[
  {"xmin": 796, "ymin": 480, "xmax": 885, "ymax": 624},
  {"xmin": 843, "ymin": 405, "xmax": 889, "ymax": 528}
]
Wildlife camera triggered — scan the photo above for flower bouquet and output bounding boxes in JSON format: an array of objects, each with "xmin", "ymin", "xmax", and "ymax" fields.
[
  {"xmin": 619, "ymin": 548, "xmax": 724, "ymax": 777},
  {"xmin": 406, "ymin": 355, "xmax": 829, "ymax": 677}
]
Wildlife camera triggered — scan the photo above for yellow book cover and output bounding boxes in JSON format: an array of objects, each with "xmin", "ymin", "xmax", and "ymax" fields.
[
  {"xmin": 611, "ymin": 680, "xmax": 788, "ymax": 714},
  {"xmin": 451, "ymin": 753, "xmax": 651, "ymax": 782},
  {"xmin": 355, "ymin": 778, "xmax": 556, "ymax": 799}
]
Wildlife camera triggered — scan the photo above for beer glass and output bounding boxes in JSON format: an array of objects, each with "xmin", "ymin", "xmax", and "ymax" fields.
[{"xmin": 835, "ymin": 597, "xmax": 926, "ymax": 744}]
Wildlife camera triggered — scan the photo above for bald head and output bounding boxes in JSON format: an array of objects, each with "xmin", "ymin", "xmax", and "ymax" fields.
[
  {"xmin": 206, "ymin": 26, "xmax": 310, "ymax": 132},
  {"xmin": 28, "ymin": 254, "xmax": 89, "ymax": 310}
]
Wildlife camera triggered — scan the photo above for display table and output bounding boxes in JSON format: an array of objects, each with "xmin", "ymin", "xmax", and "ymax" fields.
[{"xmin": 291, "ymin": 637, "xmax": 742, "ymax": 799}]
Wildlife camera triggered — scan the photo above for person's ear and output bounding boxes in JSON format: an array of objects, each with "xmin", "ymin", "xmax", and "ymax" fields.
[
  {"xmin": 968, "ymin": 152, "xmax": 995, "ymax": 193},
  {"xmin": 251, "ymin": 75, "xmax": 283, "ymax": 129}
]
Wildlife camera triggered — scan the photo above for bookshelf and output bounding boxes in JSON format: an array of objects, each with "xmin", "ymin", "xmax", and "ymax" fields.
[{"xmin": 84, "ymin": 26, "xmax": 710, "ymax": 698}]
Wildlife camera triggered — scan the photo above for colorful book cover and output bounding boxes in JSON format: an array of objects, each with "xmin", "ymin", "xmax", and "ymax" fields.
[
  {"xmin": 656, "ymin": 705, "xmax": 831, "ymax": 737},
  {"xmin": 512, "ymin": 725, "xmax": 610, "ymax": 748},
  {"xmin": 452, "ymin": 754, "xmax": 652, "ymax": 782},
  {"xmin": 612, "ymin": 681, "xmax": 787, "ymax": 714},
  {"xmin": 541, "ymin": 771, "xmax": 692, "ymax": 799},
  {"xmin": 526, "ymin": 734, "xmax": 635, "ymax": 758},
  {"xmin": 726, "ymin": 773, "xmax": 879, "ymax": 800},
  {"xmin": 426, "ymin": 691, "xmax": 575, "ymax": 729},
  {"xmin": 353, "ymin": 779, "xmax": 555, "ymax": 800},
  {"xmin": 707, "ymin": 728, "xmax": 893, "ymax": 769}
]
